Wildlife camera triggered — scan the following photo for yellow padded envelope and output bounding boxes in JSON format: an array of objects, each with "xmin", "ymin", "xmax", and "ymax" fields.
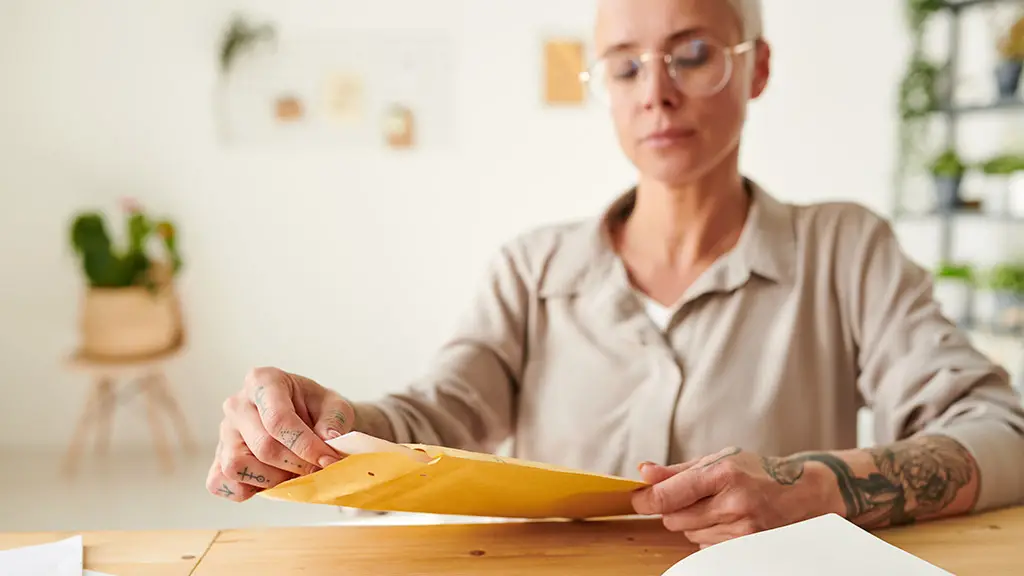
[{"xmin": 260, "ymin": 439, "xmax": 646, "ymax": 519}]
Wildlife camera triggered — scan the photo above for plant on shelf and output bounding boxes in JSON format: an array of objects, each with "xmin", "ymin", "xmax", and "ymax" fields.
[
  {"xmin": 932, "ymin": 262, "xmax": 975, "ymax": 324},
  {"xmin": 896, "ymin": 57, "xmax": 944, "ymax": 189},
  {"xmin": 928, "ymin": 149, "xmax": 967, "ymax": 211},
  {"xmin": 896, "ymin": 0, "xmax": 946, "ymax": 185},
  {"xmin": 219, "ymin": 14, "xmax": 276, "ymax": 75},
  {"xmin": 69, "ymin": 199, "xmax": 185, "ymax": 359},
  {"xmin": 981, "ymin": 153, "xmax": 1024, "ymax": 176},
  {"xmin": 996, "ymin": 14, "xmax": 1024, "ymax": 99},
  {"xmin": 983, "ymin": 263, "xmax": 1024, "ymax": 331},
  {"xmin": 935, "ymin": 262, "xmax": 975, "ymax": 284},
  {"xmin": 906, "ymin": 0, "xmax": 945, "ymax": 44}
]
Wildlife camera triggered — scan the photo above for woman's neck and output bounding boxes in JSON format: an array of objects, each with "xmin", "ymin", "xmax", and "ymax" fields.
[{"xmin": 618, "ymin": 163, "xmax": 750, "ymax": 271}]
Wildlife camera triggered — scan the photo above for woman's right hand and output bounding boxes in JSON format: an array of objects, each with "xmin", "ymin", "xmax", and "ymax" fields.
[{"xmin": 206, "ymin": 367, "xmax": 356, "ymax": 501}]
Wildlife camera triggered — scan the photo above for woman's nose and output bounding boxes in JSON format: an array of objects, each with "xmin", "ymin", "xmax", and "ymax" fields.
[{"xmin": 641, "ymin": 61, "xmax": 682, "ymax": 111}]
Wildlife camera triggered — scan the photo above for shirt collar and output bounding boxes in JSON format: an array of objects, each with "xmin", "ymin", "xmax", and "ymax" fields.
[{"xmin": 538, "ymin": 178, "xmax": 796, "ymax": 298}]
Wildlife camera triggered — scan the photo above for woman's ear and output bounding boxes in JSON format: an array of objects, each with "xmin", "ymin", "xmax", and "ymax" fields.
[{"xmin": 750, "ymin": 40, "xmax": 772, "ymax": 99}]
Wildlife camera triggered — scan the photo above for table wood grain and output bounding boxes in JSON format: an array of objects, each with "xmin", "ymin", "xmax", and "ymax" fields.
[
  {"xmin": 876, "ymin": 506, "xmax": 1024, "ymax": 575},
  {"xmin": 2, "ymin": 507, "xmax": 1020, "ymax": 575},
  {"xmin": 0, "ymin": 529, "xmax": 218, "ymax": 576},
  {"xmin": 195, "ymin": 519, "xmax": 691, "ymax": 576},
  {"xmin": 194, "ymin": 506, "xmax": 1024, "ymax": 575}
]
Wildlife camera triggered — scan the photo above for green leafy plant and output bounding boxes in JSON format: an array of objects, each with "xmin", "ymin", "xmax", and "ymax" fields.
[
  {"xmin": 935, "ymin": 262, "xmax": 975, "ymax": 283},
  {"xmin": 899, "ymin": 58, "xmax": 943, "ymax": 120},
  {"xmin": 998, "ymin": 15, "xmax": 1024, "ymax": 61},
  {"xmin": 981, "ymin": 153, "xmax": 1024, "ymax": 175},
  {"xmin": 220, "ymin": 15, "xmax": 276, "ymax": 74},
  {"xmin": 929, "ymin": 149, "xmax": 967, "ymax": 177},
  {"xmin": 906, "ymin": 0, "xmax": 945, "ymax": 38},
  {"xmin": 986, "ymin": 263, "xmax": 1024, "ymax": 294},
  {"xmin": 895, "ymin": 58, "xmax": 945, "ymax": 193},
  {"xmin": 70, "ymin": 199, "xmax": 182, "ymax": 289}
]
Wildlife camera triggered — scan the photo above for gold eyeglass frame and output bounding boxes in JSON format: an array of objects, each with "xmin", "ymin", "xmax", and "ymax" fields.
[{"xmin": 578, "ymin": 39, "xmax": 758, "ymax": 101}]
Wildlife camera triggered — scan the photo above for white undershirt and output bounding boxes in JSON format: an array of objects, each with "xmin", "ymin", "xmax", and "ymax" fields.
[{"xmin": 636, "ymin": 292, "xmax": 674, "ymax": 331}]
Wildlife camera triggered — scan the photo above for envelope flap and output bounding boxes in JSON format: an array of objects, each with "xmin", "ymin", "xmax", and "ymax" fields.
[{"xmin": 261, "ymin": 451, "xmax": 431, "ymax": 504}]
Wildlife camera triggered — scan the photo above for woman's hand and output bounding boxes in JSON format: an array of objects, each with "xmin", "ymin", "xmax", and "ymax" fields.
[
  {"xmin": 631, "ymin": 447, "xmax": 841, "ymax": 548},
  {"xmin": 206, "ymin": 367, "xmax": 355, "ymax": 502}
]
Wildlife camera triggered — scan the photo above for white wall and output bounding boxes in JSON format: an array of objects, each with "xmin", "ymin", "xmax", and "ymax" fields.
[{"xmin": 1, "ymin": 0, "xmax": 997, "ymax": 451}]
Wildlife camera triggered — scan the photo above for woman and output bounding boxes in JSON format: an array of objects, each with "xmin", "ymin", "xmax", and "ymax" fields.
[{"xmin": 209, "ymin": 0, "xmax": 1024, "ymax": 546}]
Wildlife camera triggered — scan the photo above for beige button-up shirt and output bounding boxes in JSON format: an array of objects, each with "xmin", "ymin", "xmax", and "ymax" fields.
[{"xmin": 367, "ymin": 181, "xmax": 1024, "ymax": 512}]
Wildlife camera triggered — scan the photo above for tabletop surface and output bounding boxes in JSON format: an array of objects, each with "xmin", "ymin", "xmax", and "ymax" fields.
[
  {"xmin": 2, "ymin": 507, "xmax": 1021, "ymax": 575},
  {"xmin": 0, "ymin": 528, "xmax": 217, "ymax": 576}
]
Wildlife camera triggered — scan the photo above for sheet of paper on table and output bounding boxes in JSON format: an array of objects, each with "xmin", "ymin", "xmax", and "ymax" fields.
[
  {"xmin": 660, "ymin": 513, "xmax": 952, "ymax": 575},
  {"xmin": 0, "ymin": 535, "xmax": 116, "ymax": 576}
]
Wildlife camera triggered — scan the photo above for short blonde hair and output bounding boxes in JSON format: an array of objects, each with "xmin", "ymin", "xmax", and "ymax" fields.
[{"xmin": 728, "ymin": 0, "xmax": 763, "ymax": 40}]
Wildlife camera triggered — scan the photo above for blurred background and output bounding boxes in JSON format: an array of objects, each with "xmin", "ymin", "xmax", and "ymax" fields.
[{"xmin": 1, "ymin": 0, "xmax": 1023, "ymax": 533}]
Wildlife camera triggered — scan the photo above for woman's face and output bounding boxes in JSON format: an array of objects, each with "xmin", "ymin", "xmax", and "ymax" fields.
[{"xmin": 593, "ymin": 0, "xmax": 770, "ymax": 186}]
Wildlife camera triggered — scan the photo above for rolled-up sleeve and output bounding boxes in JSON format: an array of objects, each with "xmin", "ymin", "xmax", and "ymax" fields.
[
  {"xmin": 362, "ymin": 242, "xmax": 531, "ymax": 454},
  {"xmin": 850, "ymin": 216, "xmax": 1024, "ymax": 511}
]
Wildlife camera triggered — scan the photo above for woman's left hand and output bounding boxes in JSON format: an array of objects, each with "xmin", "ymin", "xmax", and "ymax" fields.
[{"xmin": 631, "ymin": 446, "xmax": 841, "ymax": 548}]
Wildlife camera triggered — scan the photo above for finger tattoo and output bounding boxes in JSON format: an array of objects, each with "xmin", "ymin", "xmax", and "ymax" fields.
[
  {"xmin": 252, "ymin": 386, "xmax": 267, "ymax": 412},
  {"xmin": 279, "ymin": 429, "xmax": 304, "ymax": 450},
  {"xmin": 237, "ymin": 466, "xmax": 269, "ymax": 485},
  {"xmin": 329, "ymin": 409, "xmax": 347, "ymax": 430},
  {"xmin": 701, "ymin": 446, "xmax": 741, "ymax": 469}
]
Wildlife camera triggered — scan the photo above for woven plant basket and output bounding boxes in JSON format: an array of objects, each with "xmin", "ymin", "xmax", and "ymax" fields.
[{"xmin": 79, "ymin": 283, "xmax": 183, "ymax": 359}]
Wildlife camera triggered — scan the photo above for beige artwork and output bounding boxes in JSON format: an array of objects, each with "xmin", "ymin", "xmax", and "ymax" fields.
[
  {"xmin": 544, "ymin": 38, "xmax": 586, "ymax": 105},
  {"xmin": 323, "ymin": 72, "xmax": 366, "ymax": 124}
]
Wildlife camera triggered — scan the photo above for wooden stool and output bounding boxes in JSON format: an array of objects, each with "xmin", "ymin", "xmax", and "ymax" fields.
[{"xmin": 63, "ymin": 345, "xmax": 197, "ymax": 475}]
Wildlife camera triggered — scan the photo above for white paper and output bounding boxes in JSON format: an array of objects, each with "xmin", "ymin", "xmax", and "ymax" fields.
[
  {"xmin": 0, "ymin": 535, "xmax": 117, "ymax": 576},
  {"xmin": 0, "ymin": 535, "xmax": 83, "ymax": 576},
  {"xmin": 661, "ymin": 514, "xmax": 952, "ymax": 576}
]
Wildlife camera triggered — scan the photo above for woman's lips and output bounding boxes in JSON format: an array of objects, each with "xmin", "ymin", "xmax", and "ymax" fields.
[{"xmin": 642, "ymin": 128, "xmax": 697, "ymax": 148}]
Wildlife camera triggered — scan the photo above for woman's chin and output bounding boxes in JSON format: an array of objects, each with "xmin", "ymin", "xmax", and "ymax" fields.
[{"xmin": 636, "ymin": 156, "xmax": 709, "ymax": 186}]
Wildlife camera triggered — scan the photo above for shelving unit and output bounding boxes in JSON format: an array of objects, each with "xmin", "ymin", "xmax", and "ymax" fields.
[
  {"xmin": 892, "ymin": 1, "xmax": 1024, "ymax": 389},
  {"xmin": 893, "ymin": 0, "xmax": 1024, "ymax": 262}
]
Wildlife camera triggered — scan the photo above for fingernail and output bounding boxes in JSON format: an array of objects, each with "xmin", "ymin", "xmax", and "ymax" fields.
[
  {"xmin": 318, "ymin": 455, "xmax": 339, "ymax": 468},
  {"xmin": 638, "ymin": 461, "xmax": 655, "ymax": 472},
  {"xmin": 325, "ymin": 429, "xmax": 341, "ymax": 440}
]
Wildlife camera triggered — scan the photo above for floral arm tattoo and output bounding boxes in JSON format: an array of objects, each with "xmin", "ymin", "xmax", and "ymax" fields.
[{"xmin": 761, "ymin": 435, "xmax": 977, "ymax": 529}]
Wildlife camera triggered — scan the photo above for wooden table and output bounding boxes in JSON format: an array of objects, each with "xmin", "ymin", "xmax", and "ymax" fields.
[
  {"xmin": 2, "ymin": 507, "xmax": 1021, "ymax": 575},
  {"xmin": 0, "ymin": 529, "xmax": 217, "ymax": 576}
]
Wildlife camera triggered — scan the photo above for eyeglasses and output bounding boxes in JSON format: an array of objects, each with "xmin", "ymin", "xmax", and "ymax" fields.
[{"xmin": 579, "ymin": 38, "xmax": 757, "ymax": 104}]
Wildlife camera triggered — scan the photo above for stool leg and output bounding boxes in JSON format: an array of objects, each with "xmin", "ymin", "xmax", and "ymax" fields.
[
  {"xmin": 152, "ymin": 371, "xmax": 198, "ymax": 453},
  {"xmin": 94, "ymin": 378, "xmax": 115, "ymax": 457},
  {"xmin": 63, "ymin": 379, "xmax": 103, "ymax": 475},
  {"xmin": 143, "ymin": 374, "xmax": 174, "ymax": 473}
]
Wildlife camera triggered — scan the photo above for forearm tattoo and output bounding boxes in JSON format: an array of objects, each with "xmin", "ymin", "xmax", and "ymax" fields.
[{"xmin": 763, "ymin": 436, "xmax": 976, "ymax": 528}]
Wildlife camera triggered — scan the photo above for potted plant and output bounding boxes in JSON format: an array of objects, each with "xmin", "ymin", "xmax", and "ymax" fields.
[
  {"xmin": 978, "ymin": 263, "xmax": 1024, "ymax": 332},
  {"xmin": 981, "ymin": 153, "xmax": 1024, "ymax": 215},
  {"xmin": 69, "ymin": 199, "xmax": 184, "ymax": 358},
  {"xmin": 929, "ymin": 149, "xmax": 967, "ymax": 211},
  {"xmin": 932, "ymin": 262, "xmax": 975, "ymax": 324},
  {"xmin": 996, "ymin": 14, "xmax": 1024, "ymax": 100}
]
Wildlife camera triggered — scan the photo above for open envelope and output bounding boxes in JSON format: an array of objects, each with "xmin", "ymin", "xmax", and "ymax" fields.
[{"xmin": 259, "ymin": 433, "xmax": 647, "ymax": 519}]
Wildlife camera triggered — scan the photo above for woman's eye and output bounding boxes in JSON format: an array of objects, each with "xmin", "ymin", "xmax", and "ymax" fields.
[
  {"xmin": 672, "ymin": 41, "xmax": 710, "ymax": 66},
  {"xmin": 607, "ymin": 57, "xmax": 641, "ymax": 80}
]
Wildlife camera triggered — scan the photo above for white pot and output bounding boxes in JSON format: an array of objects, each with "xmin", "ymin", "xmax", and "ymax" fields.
[
  {"xmin": 973, "ymin": 289, "xmax": 999, "ymax": 331},
  {"xmin": 1007, "ymin": 174, "xmax": 1024, "ymax": 218},
  {"xmin": 933, "ymin": 279, "xmax": 972, "ymax": 324},
  {"xmin": 983, "ymin": 179, "xmax": 1011, "ymax": 215}
]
